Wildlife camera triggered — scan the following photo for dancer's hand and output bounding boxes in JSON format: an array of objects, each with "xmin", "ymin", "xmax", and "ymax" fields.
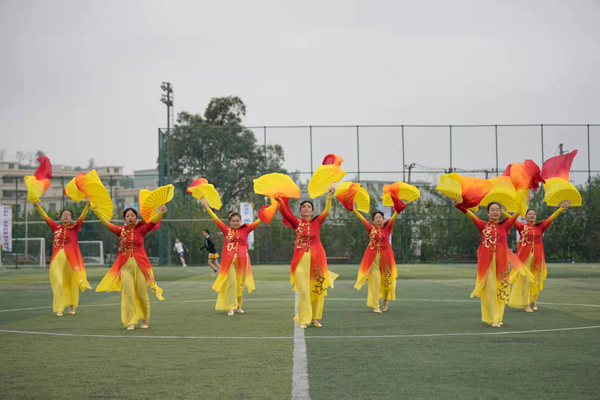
[
  {"xmin": 328, "ymin": 183, "xmax": 336, "ymax": 195},
  {"xmin": 157, "ymin": 204, "xmax": 168, "ymax": 213},
  {"xmin": 200, "ymin": 198, "xmax": 208, "ymax": 208},
  {"xmin": 33, "ymin": 202, "xmax": 41, "ymax": 207},
  {"xmin": 452, "ymin": 198, "xmax": 460, "ymax": 206}
]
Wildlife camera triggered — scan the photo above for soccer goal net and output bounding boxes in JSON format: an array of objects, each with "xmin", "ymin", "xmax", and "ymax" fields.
[
  {"xmin": 79, "ymin": 240, "xmax": 105, "ymax": 266},
  {"xmin": 1, "ymin": 238, "xmax": 46, "ymax": 267}
]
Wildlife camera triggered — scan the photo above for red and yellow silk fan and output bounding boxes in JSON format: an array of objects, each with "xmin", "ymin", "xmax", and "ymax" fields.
[
  {"xmin": 186, "ymin": 178, "xmax": 222, "ymax": 210},
  {"xmin": 307, "ymin": 154, "xmax": 346, "ymax": 198},
  {"xmin": 335, "ymin": 182, "xmax": 370, "ymax": 213},
  {"xmin": 24, "ymin": 156, "xmax": 53, "ymax": 203}
]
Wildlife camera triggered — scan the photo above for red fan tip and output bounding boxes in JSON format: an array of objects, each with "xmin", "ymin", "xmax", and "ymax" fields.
[
  {"xmin": 322, "ymin": 154, "xmax": 344, "ymax": 166},
  {"xmin": 541, "ymin": 150, "xmax": 578, "ymax": 180},
  {"xmin": 389, "ymin": 193, "xmax": 406, "ymax": 213},
  {"xmin": 524, "ymin": 160, "xmax": 544, "ymax": 190},
  {"xmin": 502, "ymin": 164, "xmax": 512, "ymax": 177},
  {"xmin": 34, "ymin": 156, "xmax": 53, "ymax": 180},
  {"xmin": 186, "ymin": 178, "xmax": 208, "ymax": 193}
]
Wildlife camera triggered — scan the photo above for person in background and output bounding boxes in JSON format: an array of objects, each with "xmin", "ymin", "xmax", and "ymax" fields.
[
  {"xmin": 174, "ymin": 238, "xmax": 188, "ymax": 267},
  {"xmin": 201, "ymin": 229, "xmax": 220, "ymax": 275}
]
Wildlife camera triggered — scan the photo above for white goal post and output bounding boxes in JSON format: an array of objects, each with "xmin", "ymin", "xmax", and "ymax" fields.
[
  {"xmin": 78, "ymin": 240, "xmax": 105, "ymax": 266},
  {"xmin": 2, "ymin": 238, "xmax": 46, "ymax": 267}
]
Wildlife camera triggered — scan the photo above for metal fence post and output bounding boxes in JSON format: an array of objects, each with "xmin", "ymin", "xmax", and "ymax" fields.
[{"xmin": 449, "ymin": 125, "xmax": 454, "ymax": 262}]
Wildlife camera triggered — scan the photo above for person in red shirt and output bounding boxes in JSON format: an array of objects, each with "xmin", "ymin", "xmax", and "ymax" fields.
[
  {"xmin": 455, "ymin": 200, "xmax": 522, "ymax": 327},
  {"xmin": 201, "ymin": 199, "xmax": 263, "ymax": 316},
  {"xmin": 95, "ymin": 205, "xmax": 167, "ymax": 330},
  {"xmin": 353, "ymin": 201, "xmax": 405, "ymax": 313},
  {"xmin": 275, "ymin": 185, "xmax": 339, "ymax": 329},
  {"xmin": 33, "ymin": 201, "xmax": 92, "ymax": 317},
  {"xmin": 506, "ymin": 204, "xmax": 568, "ymax": 312}
]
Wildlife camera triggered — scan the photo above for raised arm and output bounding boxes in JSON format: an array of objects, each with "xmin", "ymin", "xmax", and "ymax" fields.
[
  {"xmin": 246, "ymin": 218, "xmax": 263, "ymax": 233},
  {"xmin": 353, "ymin": 208, "xmax": 372, "ymax": 231},
  {"xmin": 385, "ymin": 211, "xmax": 400, "ymax": 234},
  {"xmin": 503, "ymin": 211, "xmax": 524, "ymax": 231},
  {"xmin": 539, "ymin": 206, "xmax": 566, "ymax": 232},
  {"xmin": 73, "ymin": 203, "xmax": 91, "ymax": 230},
  {"xmin": 315, "ymin": 193, "xmax": 333, "ymax": 225},
  {"xmin": 275, "ymin": 197, "xmax": 299, "ymax": 229},
  {"xmin": 93, "ymin": 209, "xmax": 121, "ymax": 236},
  {"xmin": 141, "ymin": 205, "xmax": 167, "ymax": 234},
  {"xmin": 33, "ymin": 202, "xmax": 58, "ymax": 230},
  {"xmin": 202, "ymin": 201, "xmax": 229, "ymax": 234},
  {"xmin": 464, "ymin": 210, "xmax": 487, "ymax": 231},
  {"xmin": 504, "ymin": 210, "xmax": 520, "ymax": 231}
]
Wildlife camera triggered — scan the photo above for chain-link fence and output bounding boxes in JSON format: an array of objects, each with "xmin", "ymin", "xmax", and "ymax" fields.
[{"xmin": 3, "ymin": 124, "xmax": 599, "ymax": 268}]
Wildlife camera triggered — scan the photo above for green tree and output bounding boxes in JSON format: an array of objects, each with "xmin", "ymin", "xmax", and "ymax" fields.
[{"xmin": 162, "ymin": 96, "xmax": 286, "ymax": 211}]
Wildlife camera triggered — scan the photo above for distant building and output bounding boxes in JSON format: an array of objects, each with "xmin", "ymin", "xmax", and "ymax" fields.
[{"xmin": 0, "ymin": 162, "xmax": 158, "ymax": 217}]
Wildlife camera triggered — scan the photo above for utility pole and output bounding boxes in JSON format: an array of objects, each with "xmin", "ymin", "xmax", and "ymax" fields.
[
  {"xmin": 159, "ymin": 82, "xmax": 173, "ymax": 266},
  {"xmin": 406, "ymin": 163, "xmax": 416, "ymax": 184}
]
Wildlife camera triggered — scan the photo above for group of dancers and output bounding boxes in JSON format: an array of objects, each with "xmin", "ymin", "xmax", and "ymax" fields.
[{"xmin": 24, "ymin": 151, "xmax": 580, "ymax": 330}]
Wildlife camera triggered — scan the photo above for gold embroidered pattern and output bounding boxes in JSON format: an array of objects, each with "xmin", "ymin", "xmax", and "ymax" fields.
[
  {"xmin": 311, "ymin": 264, "xmax": 325, "ymax": 295},
  {"xmin": 369, "ymin": 226, "xmax": 383, "ymax": 251},
  {"xmin": 53, "ymin": 227, "xmax": 67, "ymax": 249},
  {"xmin": 497, "ymin": 267, "xmax": 510, "ymax": 302},
  {"xmin": 226, "ymin": 227, "xmax": 240, "ymax": 252},
  {"xmin": 520, "ymin": 223, "xmax": 535, "ymax": 247},
  {"xmin": 295, "ymin": 219, "xmax": 311, "ymax": 252},
  {"xmin": 381, "ymin": 262, "xmax": 392, "ymax": 288},
  {"xmin": 483, "ymin": 222, "xmax": 498, "ymax": 250},
  {"xmin": 119, "ymin": 226, "xmax": 135, "ymax": 257}
]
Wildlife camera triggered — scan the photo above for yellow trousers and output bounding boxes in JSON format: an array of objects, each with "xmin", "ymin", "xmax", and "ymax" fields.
[
  {"xmin": 215, "ymin": 258, "xmax": 244, "ymax": 311},
  {"xmin": 294, "ymin": 252, "xmax": 325, "ymax": 325},
  {"xmin": 471, "ymin": 255, "xmax": 507, "ymax": 325},
  {"xmin": 120, "ymin": 257, "xmax": 150, "ymax": 327},
  {"xmin": 366, "ymin": 253, "xmax": 396, "ymax": 309},
  {"xmin": 49, "ymin": 250, "xmax": 79, "ymax": 313},
  {"xmin": 509, "ymin": 252, "xmax": 535, "ymax": 308}
]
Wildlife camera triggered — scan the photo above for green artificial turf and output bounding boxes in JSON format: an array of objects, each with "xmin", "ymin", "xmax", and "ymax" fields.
[{"xmin": 0, "ymin": 264, "xmax": 599, "ymax": 399}]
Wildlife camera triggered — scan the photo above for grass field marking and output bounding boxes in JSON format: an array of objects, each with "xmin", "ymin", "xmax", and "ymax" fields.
[
  {"xmin": 1, "ymin": 299, "xmax": 599, "ymax": 314},
  {"xmin": 1, "ymin": 325, "xmax": 599, "ymax": 340},
  {"xmin": 291, "ymin": 292, "xmax": 311, "ymax": 400},
  {"xmin": 306, "ymin": 325, "xmax": 600, "ymax": 339}
]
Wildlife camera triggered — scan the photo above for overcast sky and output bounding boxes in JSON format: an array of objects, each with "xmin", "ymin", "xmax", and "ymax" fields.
[{"xmin": 1, "ymin": 0, "xmax": 599, "ymax": 181}]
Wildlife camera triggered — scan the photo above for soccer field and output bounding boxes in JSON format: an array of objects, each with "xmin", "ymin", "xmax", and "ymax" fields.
[{"xmin": 1, "ymin": 264, "xmax": 599, "ymax": 400}]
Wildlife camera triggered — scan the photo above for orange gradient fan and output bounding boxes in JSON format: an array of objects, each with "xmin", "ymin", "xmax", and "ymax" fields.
[
  {"xmin": 335, "ymin": 182, "xmax": 370, "ymax": 213},
  {"xmin": 258, "ymin": 201, "xmax": 278, "ymax": 224},
  {"xmin": 541, "ymin": 150, "xmax": 581, "ymax": 207},
  {"xmin": 509, "ymin": 160, "xmax": 544, "ymax": 192},
  {"xmin": 24, "ymin": 156, "xmax": 53, "ymax": 203},
  {"xmin": 186, "ymin": 178, "xmax": 222, "ymax": 210},
  {"xmin": 64, "ymin": 173, "xmax": 87, "ymax": 202},
  {"xmin": 436, "ymin": 173, "xmax": 493, "ymax": 212},
  {"xmin": 480, "ymin": 176, "xmax": 518, "ymax": 212},
  {"xmin": 139, "ymin": 185, "xmax": 174, "ymax": 223},
  {"xmin": 382, "ymin": 182, "xmax": 420, "ymax": 206},
  {"xmin": 307, "ymin": 154, "xmax": 346, "ymax": 198},
  {"xmin": 76, "ymin": 170, "xmax": 113, "ymax": 220},
  {"xmin": 253, "ymin": 173, "xmax": 301, "ymax": 199}
]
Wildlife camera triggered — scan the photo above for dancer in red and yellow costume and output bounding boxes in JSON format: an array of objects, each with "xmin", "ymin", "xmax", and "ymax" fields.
[
  {"xmin": 275, "ymin": 185, "xmax": 339, "ymax": 329},
  {"xmin": 353, "ymin": 200, "xmax": 405, "ymax": 313},
  {"xmin": 456, "ymin": 200, "xmax": 528, "ymax": 327},
  {"xmin": 95, "ymin": 206, "xmax": 167, "ymax": 330},
  {"xmin": 506, "ymin": 204, "xmax": 568, "ymax": 312},
  {"xmin": 201, "ymin": 199, "xmax": 265, "ymax": 315},
  {"xmin": 26, "ymin": 156, "xmax": 92, "ymax": 316},
  {"xmin": 34, "ymin": 202, "xmax": 92, "ymax": 316}
]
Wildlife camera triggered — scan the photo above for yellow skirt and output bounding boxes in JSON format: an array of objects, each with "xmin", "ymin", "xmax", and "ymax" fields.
[
  {"xmin": 509, "ymin": 251, "xmax": 536, "ymax": 308},
  {"xmin": 292, "ymin": 251, "xmax": 339, "ymax": 325},
  {"xmin": 120, "ymin": 257, "xmax": 151, "ymax": 327},
  {"xmin": 49, "ymin": 250, "xmax": 79, "ymax": 313},
  {"xmin": 215, "ymin": 258, "xmax": 244, "ymax": 311},
  {"xmin": 366, "ymin": 253, "xmax": 396, "ymax": 309},
  {"xmin": 209, "ymin": 253, "xmax": 219, "ymax": 259},
  {"xmin": 471, "ymin": 254, "xmax": 509, "ymax": 325}
]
